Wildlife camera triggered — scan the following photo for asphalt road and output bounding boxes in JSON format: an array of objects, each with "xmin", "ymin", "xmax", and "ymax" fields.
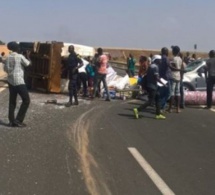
[{"xmin": 1, "ymin": 68, "xmax": 215, "ymax": 195}]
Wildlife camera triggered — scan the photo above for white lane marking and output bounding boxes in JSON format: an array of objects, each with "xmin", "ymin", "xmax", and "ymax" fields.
[{"xmin": 128, "ymin": 147, "xmax": 175, "ymax": 195}]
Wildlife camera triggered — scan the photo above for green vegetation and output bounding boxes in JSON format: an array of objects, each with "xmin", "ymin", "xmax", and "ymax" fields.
[{"xmin": 0, "ymin": 40, "xmax": 5, "ymax": 45}]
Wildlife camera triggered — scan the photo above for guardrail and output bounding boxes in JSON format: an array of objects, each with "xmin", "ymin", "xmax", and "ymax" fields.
[
  {"xmin": 110, "ymin": 61, "xmax": 139, "ymax": 74},
  {"xmin": 110, "ymin": 61, "xmax": 127, "ymax": 70}
]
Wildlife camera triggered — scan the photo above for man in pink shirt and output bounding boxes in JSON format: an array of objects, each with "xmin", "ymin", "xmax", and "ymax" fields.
[{"xmin": 93, "ymin": 54, "xmax": 111, "ymax": 101}]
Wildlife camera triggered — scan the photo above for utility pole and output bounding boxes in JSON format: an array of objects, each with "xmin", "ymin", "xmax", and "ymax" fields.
[{"xmin": 194, "ymin": 44, "xmax": 197, "ymax": 53}]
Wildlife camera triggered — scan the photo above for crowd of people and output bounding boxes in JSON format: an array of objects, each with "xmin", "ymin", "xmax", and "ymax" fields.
[
  {"xmin": 2, "ymin": 42, "xmax": 215, "ymax": 127},
  {"xmin": 2, "ymin": 43, "xmax": 112, "ymax": 127},
  {"xmin": 133, "ymin": 46, "xmax": 215, "ymax": 119}
]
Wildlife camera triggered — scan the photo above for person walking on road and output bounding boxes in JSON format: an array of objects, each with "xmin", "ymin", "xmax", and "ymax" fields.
[
  {"xmin": 205, "ymin": 50, "xmax": 215, "ymax": 109},
  {"xmin": 3, "ymin": 42, "xmax": 31, "ymax": 127},
  {"xmin": 133, "ymin": 55, "xmax": 166, "ymax": 120},
  {"xmin": 65, "ymin": 45, "xmax": 83, "ymax": 107}
]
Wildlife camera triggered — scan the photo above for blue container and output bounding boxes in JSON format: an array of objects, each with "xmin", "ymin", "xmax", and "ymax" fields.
[{"xmin": 103, "ymin": 90, "xmax": 116, "ymax": 99}]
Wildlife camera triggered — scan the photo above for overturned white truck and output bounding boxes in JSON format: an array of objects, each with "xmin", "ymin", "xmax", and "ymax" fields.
[
  {"xmin": 20, "ymin": 41, "xmax": 95, "ymax": 93},
  {"xmin": 21, "ymin": 41, "xmax": 132, "ymax": 95}
]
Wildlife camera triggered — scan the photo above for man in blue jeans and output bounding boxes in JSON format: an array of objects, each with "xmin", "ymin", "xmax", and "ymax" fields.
[
  {"xmin": 167, "ymin": 46, "xmax": 182, "ymax": 113},
  {"xmin": 65, "ymin": 45, "xmax": 83, "ymax": 107},
  {"xmin": 3, "ymin": 42, "xmax": 31, "ymax": 127}
]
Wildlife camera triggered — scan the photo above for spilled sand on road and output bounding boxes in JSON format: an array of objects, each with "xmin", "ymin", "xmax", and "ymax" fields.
[{"xmin": 67, "ymin": 107, "xmax": 111, "ymax": 195}]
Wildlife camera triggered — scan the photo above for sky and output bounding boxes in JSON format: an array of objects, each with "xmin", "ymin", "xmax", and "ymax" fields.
[{"xmin": 1, "ymin": 0, "xmax": 215, "ymax": 52}]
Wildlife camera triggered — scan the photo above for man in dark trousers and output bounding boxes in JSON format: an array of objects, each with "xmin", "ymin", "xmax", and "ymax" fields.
[
  {"xmin": 127, "ymin": 53, "xmax": 136, "ymax": 77},
  {"xmin": 65, "ymin": 45, "xmax": 83, "ymax": 107},
  {"xmin": 133, "ymin": 55, "xmax": 166, "ymax": 119},
  {"xmin": 92, "ymin": 54, "xmax": 111, "ymax": 101},
  {"xmin": 92, "ymin": 47, "xmax": 103, "ymax": 97},
  {"xmin": 77, "ymin": 65, "xmax": 88, "ymax": 97},
  {"xmin": 167, "ymin": 46, "xmax": 182, "ymax": 113},
  {"xmin": 159, "ymin": 47, "xmax": 172, "ymax": 111},
  {"xmin": 3, "ymin": 42, "xmax": 31, "ymax": 127},
  {"xmin": 205, "ymin": 50, "xmax": 215, "ymax": 109}
]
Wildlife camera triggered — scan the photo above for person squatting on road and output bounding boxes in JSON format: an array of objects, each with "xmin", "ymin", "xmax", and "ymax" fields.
[
  {"xmin": 65, "ymin": 45, "xmax": 83, "ymax": 107},
  {"xmin": 205, "ymin": 50, "xmax": 215, "ymax": 109},
  {"xmin": 3, "ymin": 42, "xmax": 31, "ymax": 127},
  {"xmin": 93, "ymin": 54, "xmax": 111, "ymax": 101},
  {"xmin": 133, "ymin": 55, "xmax": 166, "ymax": 119}
]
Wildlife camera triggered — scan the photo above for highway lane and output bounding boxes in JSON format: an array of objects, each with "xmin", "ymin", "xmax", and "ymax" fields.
[
  {"xmin": 89, "ymin": 99, "xmax": 215, "ymax": 195},
  {"xmin": 1, "ymin": 67, "xmax": 215, "ymax": 194}
]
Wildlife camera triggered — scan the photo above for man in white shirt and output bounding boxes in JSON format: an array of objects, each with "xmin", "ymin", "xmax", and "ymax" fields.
[
  {"xmin": 167, "ymin": 46, "xmax": 182, "ymax": 113},
  {"xmin": 3, "ymin": 42, "xmax": 31, "ymax": 127},
  {"xmin": 77, "ymin": 61, "xmax": 88, "ymax": 97}
]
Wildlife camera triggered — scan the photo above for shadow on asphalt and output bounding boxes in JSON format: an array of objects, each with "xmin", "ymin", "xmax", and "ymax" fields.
[
  {"xmin": 124, "ymin": 107, "xmax": 155, "ymax": 113},
  {"xmin": 0, "ymin": 79, "xmax": 7, "ymax": 83},
  {"xmin": 44, "ymin": 101, "xmax": 67, "ymax": 107},
  {"xmin": 118, "ymin": 113, "xmax": 155, "ymax": 119},
  {"xmin": 186, "ymin": 105, "xmax": 204, "ymax": 109},
  {"xmin": 118, "ymin": 113, "xmax": 135, "ymax": 119},
  {"xmin": 0, "ymin": 119, "xmax": 10, "ymax": 127},
  {"xmin": 127, "ymin": 102, "xmax": 143, "ymax": 106}
]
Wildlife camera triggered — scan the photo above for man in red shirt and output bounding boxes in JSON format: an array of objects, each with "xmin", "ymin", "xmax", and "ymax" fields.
[{"xmin": 93, "ymin": 54, "xmax": 111, "ymax": 101}]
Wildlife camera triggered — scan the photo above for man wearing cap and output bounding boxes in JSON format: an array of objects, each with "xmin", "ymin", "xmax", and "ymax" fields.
[
  {"xmin": 133, "ymin": 55, "xmax": 166, "ymax": 119},
  {"xmin": 3, "ymin": 42, "xmax": 31, "ymax": 127},
  {"xmin": 205, "ymin": 50, "xmax": 215, "ymax": 109}
]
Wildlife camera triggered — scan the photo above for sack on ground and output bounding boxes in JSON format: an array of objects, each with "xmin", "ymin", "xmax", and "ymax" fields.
[{"xmin": 185, "ymin": 91, "xmax": 215, "ymax": 105}]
